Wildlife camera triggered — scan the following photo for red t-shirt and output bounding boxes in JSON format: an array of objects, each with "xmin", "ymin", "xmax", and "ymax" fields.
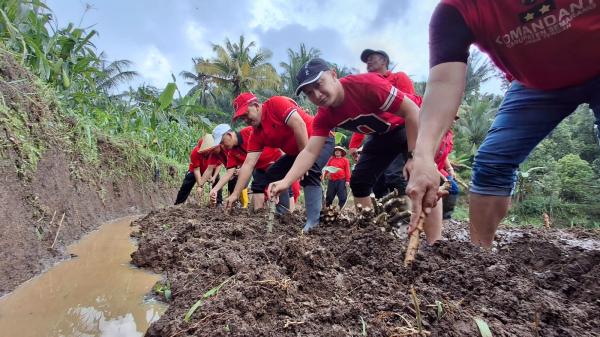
[
  {"xmin": 347, "ymin": 71, "xmax": 416, "ymax": 149},
  {"xmin": 384, "ymin": 71, "xmax": 416, "ymax": 95},
  {"xmin": 247, "ymin": 96, "xmax": 314, "ymax": 156},
  {"xmin": 348, "ymin": 133, "xmax": 365, "ymax": 150},
  {"xmin": 435, "ymin": 130, "xmax": 454, "ymax": 177},
  {"xmin": 313, "ymin": 73, "xmax": 422, "ymax": 137},
  {"xmin": 325, "ymin": 157, "xmax": 351, "ymax": 182},
  {"xmin": 189, "ymin": 142, "xmax": 218, "ymax": 173},
  {"xmin": 225, "ymin": 126, "xmax": 282, "ymax": 170},
  {"xmin": 442, "ymin": 0, "xmax": 600, "ymax": 90}
]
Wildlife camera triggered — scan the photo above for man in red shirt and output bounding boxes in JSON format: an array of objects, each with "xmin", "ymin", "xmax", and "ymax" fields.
[
  {"xmin": 267, "ymin": 58, "xmax": 429, "ymax": 239},
  {"xmin": 406, "ymin": 1, "xmax": 600, "ymax": 248},
  {"xmin": 349, "ymin": 49, "xmax": 417, "ymax": 197},
  {"xmin": 174, "ymin": 135, "xmax": 223, "ymax": 205},
  {"xmin": 323, "ymin": 146, "xmax": 351, "ymax": 208},
  {"xmin": 208, "ymin": 123, "xmax": 282, "ymax": 210},
  {"xmin": 224, "ymin": 92, "xmax": 334, "ymax": 231}
]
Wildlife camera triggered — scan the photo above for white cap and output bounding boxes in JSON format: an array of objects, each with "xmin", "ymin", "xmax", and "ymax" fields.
[{"xmin": 212, "ymin": 124, "xmax": 232, "ymax": 144}]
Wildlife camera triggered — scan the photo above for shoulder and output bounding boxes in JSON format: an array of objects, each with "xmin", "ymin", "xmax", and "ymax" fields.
[{"xmin": 342, "ymin": 73, "xmax": 387, "ymax": 87}]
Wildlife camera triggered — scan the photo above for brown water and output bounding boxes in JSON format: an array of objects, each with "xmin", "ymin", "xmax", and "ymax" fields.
[{"xmin": 0, "ymin": 216, "xmax": 166, "ymax": 337}]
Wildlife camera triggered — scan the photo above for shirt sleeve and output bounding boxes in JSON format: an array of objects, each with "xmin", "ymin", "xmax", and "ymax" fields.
[
  {"xmin": 368, "ymin": 75, "xmax": 405, "ymax": 114},
  {"xmin": 393, "ymin": 72, "xmax": 416, "ymax": 95},
  {"xmin": 189, "ymin": 149, "xmax": 201, "ymax": 169},
  {"xmin": 269, "ymin": 96, "xmax": 300, "ymax": 124},
  {"xmin": 247, "ymin": 129, "xmax": 265, "ymax": 152},
  {"xmin": 429, "ymin": 3, "xmax": 474, "ymax": 67},
  {"xmin": 349, "ymin": 133, "xmax": 365, "ymax": 149},
  {"xmin": 312, "ymin": 107, "xmax": 335, "ymax": 137}
]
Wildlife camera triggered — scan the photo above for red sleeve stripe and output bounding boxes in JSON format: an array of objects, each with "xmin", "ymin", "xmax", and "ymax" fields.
[
  {"xmin": 284, "ymin": 109, "xmax": 298, "ymax": 124},
  {"xmin": 379, "ymin": 86, "xmax": 398, "ymax": 112}
]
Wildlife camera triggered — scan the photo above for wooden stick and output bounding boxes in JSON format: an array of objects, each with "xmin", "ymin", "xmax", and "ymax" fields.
[
  {"xmin": 404, "ymin": 212, "xmax": 426, "ymax": 267},
  {"xmin": 404, "ymin": 182, "xmax": 450, "ymax": 267},
  {"xmin": 51, "ymin": 213, "xmax": 65, "ymax": 249}
]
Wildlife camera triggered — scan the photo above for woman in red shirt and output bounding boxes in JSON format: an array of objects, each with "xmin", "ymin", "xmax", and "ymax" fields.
[{"xmin": 324, "ymin": 146, "xmax": 351, "ymax": 208}]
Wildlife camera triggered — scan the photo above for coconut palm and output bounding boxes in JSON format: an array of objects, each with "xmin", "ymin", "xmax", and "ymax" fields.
[
  {"xmin": 195, "ymin": 35, "xmax": 280, "ymax": 97},
  {"xmin": 279, "ymin": 44, "xmax": 322, "ymax": 97},
  {"xmin": 464, "ymin": 50, "xmax": 496, "ymax": 102},
  {"xmin": 96, "ymin": 52, "xmax": 139, "ymax": 93}
]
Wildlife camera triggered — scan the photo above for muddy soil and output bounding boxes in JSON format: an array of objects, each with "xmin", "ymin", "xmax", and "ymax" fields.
[
  {"xmin": 0, "ymin": 51, "xmax": 175, "ymax": 296},
  {"xmin": 132, "ymin": 205, "xmax": 600, "ymax": 337}
]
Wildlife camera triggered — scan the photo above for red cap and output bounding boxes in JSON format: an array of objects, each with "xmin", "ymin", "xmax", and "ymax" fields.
[{"xmin": 232, "ymin": 92, "xmax": 259, "ymax": 121}]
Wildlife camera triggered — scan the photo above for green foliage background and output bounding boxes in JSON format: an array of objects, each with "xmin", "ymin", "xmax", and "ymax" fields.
[{"xmin": 1, "ymin": 0, "xmax": 598, "ymax": 227}]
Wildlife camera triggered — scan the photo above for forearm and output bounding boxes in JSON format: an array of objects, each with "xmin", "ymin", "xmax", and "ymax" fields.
[
  {"xmin": 232, "ymin": 163, "xmax": 253, "ymax": 195},
  {"xmin": 415, "ymin": 63, "xmax": 465, "ymax": 159},
  {"xmin": 213, "ymin": 168, "xmax": 235, "ymax": 191},
  {"xmin": 281, "ymin": 137, "xmax": 325, "ymax": 185},
  {"xmin": 197, "ymin": 166, "xmax": 214, "ymax": 186},
  {"xmin": 211, "ymin": 165, "xmax": 221, "ymax": 180},
  {"xmin": 404, "ymin": 107, "xmax": 419, "ymax": 152},
  {"xmin": 193, "ymin": 168, "xmax": 202, "ymax": 184}
]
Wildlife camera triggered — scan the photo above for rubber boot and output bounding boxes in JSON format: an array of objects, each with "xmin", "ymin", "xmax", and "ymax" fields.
[
  {"xmin": 276, "ymin": 190, "xmax": 290, "ymax": 215},
  {"xmin": 302, "ymin": 185, "xmax": 323, "ymax": 232}
]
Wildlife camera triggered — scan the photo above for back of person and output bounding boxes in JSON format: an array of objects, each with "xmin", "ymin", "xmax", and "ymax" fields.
[
  {"xmin": 253, "ymin": 96, "xmax": 314, "ymax": 156},
  {"xmin": 442, "ymin": 0, "xmax": 600, "ymax": 89}
]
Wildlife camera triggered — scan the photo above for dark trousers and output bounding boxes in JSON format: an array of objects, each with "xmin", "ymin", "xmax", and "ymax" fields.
[
  {"xmin": 174, "ymin": 171, "xmax": 222, "ymax": 205},
  {"xmin": 228, "ymin": 176, "xmax": 238, "ymax": 195},
  {"xmin": 372, "ymin": 151, "xmax": 407, "ymax": 198},
  {"xmin": 350, "ymin": 126, "xmax": 408, "ymax": 198},
  {"xmin": 326, "ymin": 179, "xmax": 347, "ymax": 207}
]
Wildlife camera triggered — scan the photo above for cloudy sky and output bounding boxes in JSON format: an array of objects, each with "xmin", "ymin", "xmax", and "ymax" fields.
[{"xmin": 46, "ymin": 0, "xmax": 501, "ymax": 94}]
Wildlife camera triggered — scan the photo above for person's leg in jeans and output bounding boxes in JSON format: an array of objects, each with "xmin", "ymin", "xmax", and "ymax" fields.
[
  {"xmin": 175, "ymin": 171, "xmax": 196, "ymax": 205},
  {"xmin": 470, "ymin": 81, "xmax": 583, "ymax": 247},
  {"xmin": 301, "ymin": 136, "xmax": 335, "ymax": 231}
]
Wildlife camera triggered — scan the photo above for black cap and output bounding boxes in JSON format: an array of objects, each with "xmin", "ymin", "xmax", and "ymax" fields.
[
  {"xmin": 295, "ymin": 58, "xmax": 330, "ymax": 96},
  {"xmin": 360, "ymin": 49, "xmax": 389, "ymax": 65}
]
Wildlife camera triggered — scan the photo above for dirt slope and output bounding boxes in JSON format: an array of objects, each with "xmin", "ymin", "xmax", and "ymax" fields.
[{"xmin": 0, "ymin": 51, "xmax": 176, "ymax": 295}]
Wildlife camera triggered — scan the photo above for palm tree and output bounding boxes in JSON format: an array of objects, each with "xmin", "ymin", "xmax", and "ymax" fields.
[
  {"xmin": 456, "ymin": 96, "xmax": 499, "ymax": 149},
  {"xmin": 180, "ymin": 57, "xmax": 216, "ymax": 106},
  {"xmin": 96, "ymin": 52, "xmax": 139, "ymax": 93},
  {"xmin": 195, "ymin": 35, "xmax": 280, "ymax": 97},
  {"xmin": 279, "ymin": 44, "xmax": 322, "ymax": 97},
  {"xmin": 464, "ymin": 50, "xmax": 496, "ymax": 102}
]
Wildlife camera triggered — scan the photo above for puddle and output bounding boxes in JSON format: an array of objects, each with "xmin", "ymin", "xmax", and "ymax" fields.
[{"xmin": 0, "ymin": 216, "xmax": 166, "ymax": 337}]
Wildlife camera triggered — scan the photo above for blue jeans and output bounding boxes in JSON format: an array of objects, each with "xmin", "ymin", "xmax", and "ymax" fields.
[{"xmin": 471, "ymin": 76, "xmax": 600, "ymax": 196}]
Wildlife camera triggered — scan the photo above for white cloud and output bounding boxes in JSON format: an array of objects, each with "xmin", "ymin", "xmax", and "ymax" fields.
[
  {"xmin": 184, "ymin": 21, "xmax": 213, "ymax": 56},
  {"xmin": 135, "ymin": 45, "xmax": 173, "ymax": 88}
]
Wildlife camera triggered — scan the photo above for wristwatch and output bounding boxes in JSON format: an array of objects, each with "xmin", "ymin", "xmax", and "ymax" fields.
[{"xmin": 407, "ymin": 150, "xmax": 414, "ymax": 159}]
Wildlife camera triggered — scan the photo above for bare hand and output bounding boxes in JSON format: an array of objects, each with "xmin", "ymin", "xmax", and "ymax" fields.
[
  {"xmin": 405, "ymin": 156, "xmax": 445, "ymax": 234},
  {"xmin": 224, "ymin": 194, "xmax": 238, "ymax": 210},
  {"xmin": 345, "ymin": 181, "xmax": 350, "ymax": 187},
  {"xmin": 209, "ymin": 188, "xmax": 218, "ymax": 204},
  {"xmin": 267, "ymin": 180, "xmax": 291, "ymax": 203}
]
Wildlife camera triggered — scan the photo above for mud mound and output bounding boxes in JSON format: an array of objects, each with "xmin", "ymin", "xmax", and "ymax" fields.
[{"xmin": 132, "ymin": 205, "xmax": 600, "ymax": 337}]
